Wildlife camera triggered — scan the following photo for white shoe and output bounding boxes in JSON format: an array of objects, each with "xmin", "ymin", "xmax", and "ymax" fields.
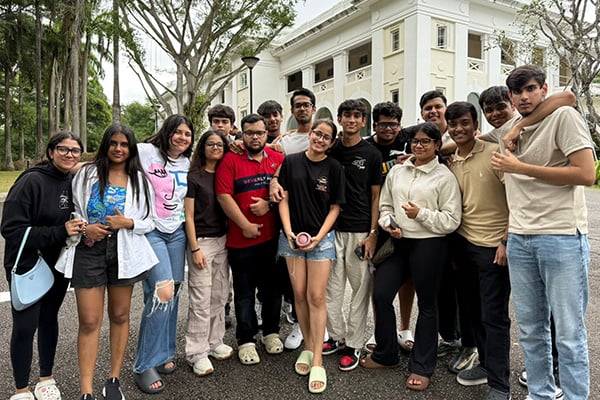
[
  {"xmin": 284, "ymin": 323, "xmax": 304, "ymax": 350},
  {"xmin": 10, "ymin": 393, "xmax": 35, "ymax": 400},
  {"xmin": 209, "ymin": 343, "xmax": 234, "ymax": 360},
  {"xmin": 191, "ymin": 357, "xmax": 214, "ymax": 377},
  {"xmin": 324, "ymin": 328, "xmax": 329, "ymax": 342},
  {"xmin": 365, "ymin": 334, "xmax": 376, "ymax": 353},
  {"xmin": 282, "ymin": 300, "xmax": 294, "ymax": 324}
]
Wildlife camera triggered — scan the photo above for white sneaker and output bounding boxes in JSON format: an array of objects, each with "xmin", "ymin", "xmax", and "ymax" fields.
[
  {"xmin": 191, "ymin": 357, "xmax": 214, "ymax": 377},
  {"xmin": 282, "ymin": 300, "xmax": 294, "ymax": 324},
  {"xmin": 284, "ymin": 322, "xmax": 304, "ymax": 350},
  {"xmin": 209, "ymin": 343, "xmax": 234, "ymax": 360},
  {"xmin": 524, "ymin": 387, "xmax": 564, "ymax": 400}
]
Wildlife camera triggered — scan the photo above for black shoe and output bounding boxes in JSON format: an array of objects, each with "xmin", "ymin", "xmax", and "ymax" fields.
[
  {"xmin": 456, "ymin": 364, "xmax": 488, "ymax": 386},
  {"xmin": 437, "ymin": 338, "xmax": 461, "ymax": 357},
  {"xmin": 322, "ymin": 338, "xmax": 345, "ymax": 355},
  {"xmin": 80, "ymin": 394, "xmax": 97, "ymax": 400},
  {"xmin": 448, "ymin": 347, "xmax": 478, "ymax": 373},
  {"xmin": 338, "ymin": 347, "xmax": 360, "ymax": 371},
  {"xmin": 102, "ymin": 377, "xmax": 124, "ymax": 400}
]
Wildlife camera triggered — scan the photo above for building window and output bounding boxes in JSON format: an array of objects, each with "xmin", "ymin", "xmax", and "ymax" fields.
[
  {"xmin": 468, "ymin": 33, "xmax": 482, "ymax": 59},
  {"xmin": 241, "ymin": 109, "xmax": 248, "ymax": 118},
  {"xmin": 436, "ymin": 24, "xmax": 448, "ymax": 49},
  {"xmin": 348, "ymin": 42, "xmax": 372, "ymax": 72},
  {"xmin": 391, "ymin": 89, "xmax": 399, "ymax": 105},
  {"xmin": 240, "ymin": 72, "xmax": 248, "ymax": 89},
  {"xmin": 315, "ymin": 58, "xmax": 334, "ymax": 83},
  {"xmin": 500, "ymin": 39, "xmax": 515, "ymax": 65},
  {"xmin": 391, "ymin": 28, "xmax": 400, "ymax": 52},
  {"xmin": 287, "ymin": 71, "xmax": 303, "ymax": 92},
  {"xmin": 559, "ymin": 57, "xmax": 571, "ymax": 86},
  {"xmin": 532, "ymin": 46, "xmax": 545, "ymax": 66}
]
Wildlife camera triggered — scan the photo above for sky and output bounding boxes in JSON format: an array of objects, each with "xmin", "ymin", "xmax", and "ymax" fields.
[{"xmin": 102, "ymin": 0, "xmax": 339, "ymax": 105}]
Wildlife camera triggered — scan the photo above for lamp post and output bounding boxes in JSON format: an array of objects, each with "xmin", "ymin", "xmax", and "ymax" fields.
[{"xmin": 241, "ymin": 56, "xmax": 260, "ymax": 113}]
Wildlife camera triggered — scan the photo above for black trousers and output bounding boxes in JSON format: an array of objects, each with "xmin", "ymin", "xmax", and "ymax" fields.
[
  {"xmin": 9, "ymin": 267, "xmax": 70, "ymax": 389},
  {"xmin": 372, "ymin": 236, "xmax": 447, "ymax": 377},
  {"xmin": 453, "ymin": 233, "xmax": 511, "ymax": 393}
]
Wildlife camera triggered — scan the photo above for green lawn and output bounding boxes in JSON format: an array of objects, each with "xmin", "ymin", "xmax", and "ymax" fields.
[{"xmin": 0, "ymin": 170, "xmax": 22, "ymax": 193}]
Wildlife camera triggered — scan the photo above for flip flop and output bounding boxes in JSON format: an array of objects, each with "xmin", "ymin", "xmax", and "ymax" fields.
[
  {"xmin": 134, "ymin": 367, "xmax": 165, "ymax": 394},
  {"xmin": 294, "ymin": 350, "xmax": 313, "ymax": 376},
  {"xmin": 308, "ymin": 365, "xmax": 327, "ymax": 394},
  {"xmin": 406, "ymin": 373, "xmax": 430, "ymax": 391},
  {"xmin": 156, "ymin": 360, "xmax": 176, "ymax": 375},
  {"xmin": 398, "ymin": 329, "xmax": 414, "ymax": 352}
]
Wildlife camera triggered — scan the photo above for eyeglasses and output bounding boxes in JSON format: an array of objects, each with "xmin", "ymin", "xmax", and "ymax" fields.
[
  {"xmin": 205, "ymin": 142, "xmax": 224, "ymax": 148},
  {"xmin": 243, "ymin": 130, "xmax": 267, "ymax": 138},
  {"xmin": 311, "ymin": 130, "xmax": 333, "ymax": 142},
  {"xmin": 293, "ymin": 102, "xmax": 313, "ymax": 110},
  {"xmin": 376, "ymin": 122, "xmax": 400, "ymax": 130},
  {"xmin": 55, "ymin": 146, "xmax": 83, "ymax": 157},
  {"xmin": 410, "ymin": 138, "xmax": 434, "ymax": 147}
]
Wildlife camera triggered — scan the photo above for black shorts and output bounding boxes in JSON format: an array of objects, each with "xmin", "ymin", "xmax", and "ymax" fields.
[{"xmin": 71, "ymin": 234, "xmax": 146, "ymax": 289}]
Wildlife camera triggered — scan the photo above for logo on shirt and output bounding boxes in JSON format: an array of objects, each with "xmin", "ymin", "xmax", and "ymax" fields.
[
  {"xmin": 59, "ymin": 190, "xmax": 69, "ymax": 210},
  {"xmin": 315, "ymin": 176, "xmax": 329, "ymax": 192},
  {"xmin": 352, "ymin": 156, "xmax": 367, "ymax": 170}
]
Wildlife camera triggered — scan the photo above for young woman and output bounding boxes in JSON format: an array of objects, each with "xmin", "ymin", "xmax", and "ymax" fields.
[
  {"xmin": 361, "ymin": 122, "xmax": 462, "ymax": 392},
  {"xmin": 2, "ymin": 132, "xmax": 83, "ymax": 400},
  {"xmin": 133, "ymin": 114, "xmax": 194, "ymax": 394},
  {"xmin": 184, "ymin": 130, "xmax": 232, "ymax": 377},
  {"xmin": 277, "ymin": 119, "xmax": 345, "ymax": 394},
  {"xmin": 56, "ymin": 124, "xmax": 157, "ymax": 400}
]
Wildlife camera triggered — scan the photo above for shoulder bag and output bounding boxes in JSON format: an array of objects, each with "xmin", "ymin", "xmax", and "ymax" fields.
[{"xmin": 10, "ymin": 227, "xmax": 55, "ymax": 311}]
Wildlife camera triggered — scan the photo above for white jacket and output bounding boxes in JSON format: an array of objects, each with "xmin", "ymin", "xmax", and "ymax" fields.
[
  {"xmin": 55, "ymin": 165, "xmax": 159, "ymax": 279},
  {"xmin": 378, "ymin": 156, "xmax": 462, "ymax": 238}
]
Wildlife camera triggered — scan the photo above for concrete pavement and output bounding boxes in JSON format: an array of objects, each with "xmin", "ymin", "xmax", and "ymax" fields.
[{"xmin": 1, "ymin": 189, "xmax": 599, "ymax": 399}]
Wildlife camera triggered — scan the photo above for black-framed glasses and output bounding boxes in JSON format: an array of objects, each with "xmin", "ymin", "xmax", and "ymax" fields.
[
  {"xmin": 205, "ymin": 142, "xmax": 225, "ymax": 148},
  {"xmin": 293, "ymin": 102, "xmax": 313, "ymax": 110},
  {"xmin": 243, "ymin": 130, "xmax": 267, "ymax": 138},
  {"xmin": 311, "ymin": 129, "xmax": 333, "ymax": 142},
  {"xmin": 55, "ymin": 146, "xmax": 83, "ymax": 157},
  {"xmin": 410, "ymin": 138, "xmax": 434, "ymax": 147},
  {"xmin": 376, "ymin": 122, "xmax": 400, "ymax": 130}
]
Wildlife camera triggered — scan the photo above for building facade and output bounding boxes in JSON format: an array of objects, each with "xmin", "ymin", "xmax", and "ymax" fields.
[{"xmin": 218, "ymin": 0, "xmax": 567, "ymax": 133}]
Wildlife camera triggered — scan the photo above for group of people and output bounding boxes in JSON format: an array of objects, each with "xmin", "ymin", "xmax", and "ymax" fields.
[{"xmin": 3, "ymin": 63, "xmax": 593, "ymax": 400}]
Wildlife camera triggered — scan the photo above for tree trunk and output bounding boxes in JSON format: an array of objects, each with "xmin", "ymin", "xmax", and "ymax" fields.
[
  {"xmin": 4, "ymin": 68, "xmax": 14, "ymax": 170},
  {"xmin": 35, "ymin": 0, "xmax": 44, "ymax": 161},
  {"xmin": 48, "ymin": 58, "xmax": 57, "ymax": 138},
  {"xmin": 112, "ymin": 0, "xmax": 121, "ymax": 122},
  {"xmin": 18, "ymin": 76, "xmax": 24, "ymax": 161},
  {"xmin": 80, "ymin": 38, "xmax": 90, "ymax": 149}
]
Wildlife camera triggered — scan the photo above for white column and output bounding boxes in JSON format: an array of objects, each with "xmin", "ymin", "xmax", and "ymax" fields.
[
  {"xmin": 486, "ymin": 36, "xmax": 502, "ymax": 86},
  {"xmin": 454, "ymin": 22, "xmax": 469, "ymax": 101},
  {"xmin": 333, "ymin": 51, "xmax": 348, "ymax": 108},
  {"xmin": 302, "ymin": 66, "xmax": 315, "ymax": 90},
  {"xmin": 404, "ymin": 12, "xmax": 431, "ymax": 125},
  {"xmin": 371, "ymin": 28, "xmax": 385, "ymax": 104}
]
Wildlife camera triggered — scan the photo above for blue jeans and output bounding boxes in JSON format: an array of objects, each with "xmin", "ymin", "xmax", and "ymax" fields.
[
  {"xmin": 507, "ymin": 233, "xmax": 589, "ymax": 400},
  {"xmin": 133, "ymin": 225, "xmax": 187, "ymax": 374}
]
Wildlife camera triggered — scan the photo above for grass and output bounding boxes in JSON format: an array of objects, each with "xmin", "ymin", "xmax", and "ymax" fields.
[{"xmin": 0, "ymin": 170, "xmax": 22, "ymax": 193}]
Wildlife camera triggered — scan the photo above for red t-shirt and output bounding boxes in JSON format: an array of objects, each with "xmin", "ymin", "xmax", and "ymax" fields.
[{"xmin": 215, "ymin": 148, "xmax": 284, "ymax": 248}]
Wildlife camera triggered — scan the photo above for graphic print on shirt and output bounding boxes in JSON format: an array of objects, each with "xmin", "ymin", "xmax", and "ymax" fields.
[
  {"xmin": 146, "ymin": 162, "xmax": 187, "ymax": 218},
  {"xmin": 315, "ymin": 176, "xmax": 329, "ymax": 192},
  {"xmin": 352, "ymin": 156, "xmax": 367, "ymax": 170},
  {"xmin": 59, "ymin": 189, "xmax": 70, "ymax": 210}
]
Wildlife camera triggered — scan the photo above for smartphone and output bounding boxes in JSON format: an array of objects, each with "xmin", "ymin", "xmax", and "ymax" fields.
[
  {"xmin": 70, "ymin": 212, "xmax": 81, "ymax": 220},
  {"xmin": 354, "ymin": 245, "xmax": 365, "ymax": 260},
  {"xmin": 388, "ymin": 216, "xmax": 399, "ymax": 230},
  {"xmin": 287, "ymin": 235, "xmax": 298, "ymax": 250}
]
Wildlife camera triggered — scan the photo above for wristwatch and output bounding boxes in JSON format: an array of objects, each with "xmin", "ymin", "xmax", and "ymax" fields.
[
  {"xmin": 500, "ymin": 239, "xmax": 507, "ymax": 246},
  {"xmin": 369, "ymin": 229, "xmax": 378, "ymax": 237}
]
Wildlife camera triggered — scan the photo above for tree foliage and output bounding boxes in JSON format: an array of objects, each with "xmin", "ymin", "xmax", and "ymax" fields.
[
  {"xmin": 120, "ymin": 0, "xmax": 298, "ymax": 127},
  {"xmin": 515, "ymin": 0, "xmax": 600, "ymax": 144}
]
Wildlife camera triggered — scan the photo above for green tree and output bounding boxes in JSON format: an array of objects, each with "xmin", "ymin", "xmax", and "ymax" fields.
[
  {"xmin": 120, "ymin": 0, "xmax": 298, "ymax": 126},
  {"xmin": 121, "ymin": 102, "xmax": 156, "ymax": 142}
]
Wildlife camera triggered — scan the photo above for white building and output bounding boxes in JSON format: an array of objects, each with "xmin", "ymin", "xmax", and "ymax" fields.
[{"xmin": 217, "ymin": 0, "xmax": 569, "ymax": 133}]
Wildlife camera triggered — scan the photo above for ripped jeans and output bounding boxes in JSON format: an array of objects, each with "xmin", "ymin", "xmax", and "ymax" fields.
[{"xmin": 133, "ymin": 225, "xmax": 186, "ymax": 374}]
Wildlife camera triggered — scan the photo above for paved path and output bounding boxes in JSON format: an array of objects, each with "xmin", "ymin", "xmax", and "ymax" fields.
[{"xmin": 1, "ymin": 190, "xmax": 599, "ymax": 399}]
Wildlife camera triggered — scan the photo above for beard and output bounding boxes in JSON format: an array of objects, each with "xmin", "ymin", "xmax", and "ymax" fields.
[{"xmin": 246, "ymin": 143, "xmax": 265, "ymax": 155}]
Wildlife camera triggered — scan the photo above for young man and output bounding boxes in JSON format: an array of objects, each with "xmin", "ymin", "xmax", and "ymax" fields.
[
  {"xmin": 445, "ymin": 101, "xmax": 511, "ymax": 400},
  {"xmin": 275, "ymin": 88, "xmax": 317, "ymax": 155},
  {"xmin": 215, "ymin": 114, "xmax": 285, "ymax": 365},
  {"xmin": 323, "ymin": 99, "xmax": 382, "ymax": 371},
  {"xmin": 257, "ymin": 100, "xmax": 284, "ymax": 144},
  {"xmin": 208, "ymin": 104, "xmax": 236, "ymax": 143},
  {"xmin": 491, "ymin": 65, "xmax": 594, "ymax": 400},
  {"xmin": 364, "ymin": 102, "xmax": 415, "ymax": 353}
]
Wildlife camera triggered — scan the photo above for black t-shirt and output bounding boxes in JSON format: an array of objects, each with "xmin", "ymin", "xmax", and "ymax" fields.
[
  {"xmin": 329, "ymin": 139, "xmax": 382, "ymax": 232},
  {"xmin": 186, "ymin": 169, "xmax": 227, "ymax": 237},
  {"xmin": 279, "ymin": 153, "xmax": 345, "ymax": 237},
  {"xmin": 365, "ymin": 134, "xmax": 408, "ymax": 178}
]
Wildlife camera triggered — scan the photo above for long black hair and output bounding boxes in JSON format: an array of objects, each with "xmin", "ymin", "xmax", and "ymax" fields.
[
  {"xmin": 87, "ymin": 123, "xmax": 152, "ymax": 216},
  {"xmin": 145, "ymin": 114, "xmax": 194, "ymax": 164},
  {"xmin": 190, "ymin": 130, "xmax": 229, "ymax": 173}
]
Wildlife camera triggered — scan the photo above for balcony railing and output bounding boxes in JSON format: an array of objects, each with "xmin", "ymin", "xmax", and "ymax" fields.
[{"xmin": 346, "ymin": 65, "xmax": 372, "ymax": 83}]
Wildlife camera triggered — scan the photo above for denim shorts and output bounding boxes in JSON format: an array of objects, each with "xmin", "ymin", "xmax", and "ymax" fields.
[
  {"xmin": 277, "ymin": 230, "xmax": 336, "ymax": 261},
  {"xmin": 71, "ymin": 234, "xmax": 146, "ymax": 288}
]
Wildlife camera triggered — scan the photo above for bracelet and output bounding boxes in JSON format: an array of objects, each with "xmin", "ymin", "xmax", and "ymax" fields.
[
  {"xmin": 191, "ymin": 248, "xmax": 201, "ymax": 253},
  {"xmin": 82, "ymin": 222, "xmax": 89, "ymax": 238},
  {"xmin": 271, "ymin": 176, "xmax": 279, "ymax": 180}
]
